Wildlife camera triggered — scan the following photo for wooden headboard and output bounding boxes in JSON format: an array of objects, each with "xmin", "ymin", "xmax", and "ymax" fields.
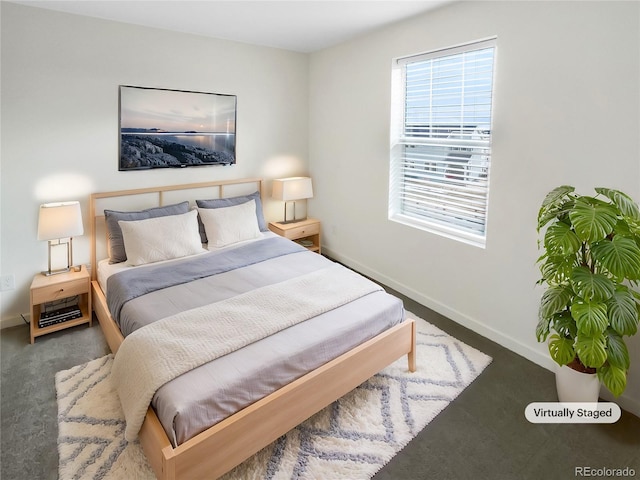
[{"xmin": 89, "ymin": 178, "xmax": 263, "ymax": 282}]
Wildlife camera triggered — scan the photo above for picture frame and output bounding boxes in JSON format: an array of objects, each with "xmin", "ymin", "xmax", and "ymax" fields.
[{"xmin": 119, "ymin": 85, "xmax": 237, "ymax": 170}]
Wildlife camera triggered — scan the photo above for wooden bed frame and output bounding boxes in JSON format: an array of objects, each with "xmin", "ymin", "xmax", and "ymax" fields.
[{"xmin": 89, "ymin": 178, "xmax": 416, "ymax": 480}]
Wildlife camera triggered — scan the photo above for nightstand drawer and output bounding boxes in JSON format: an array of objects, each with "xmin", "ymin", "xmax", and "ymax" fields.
[
  {"xmin": 285, "ymin": 222, "xmax": 320, "ymax": 239},
  {"xmin": 32, "ymin": 278, "xmax": 87, "ymax": 305}
]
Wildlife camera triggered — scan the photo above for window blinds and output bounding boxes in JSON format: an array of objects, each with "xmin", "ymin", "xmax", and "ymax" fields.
[{"xmin": 389, "ymin": 38, "xmax": 496, "ymax": 247}]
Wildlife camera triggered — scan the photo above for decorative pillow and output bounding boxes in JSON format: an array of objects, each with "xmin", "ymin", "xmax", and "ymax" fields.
[
  {"xmin": 105, "ymin": 201, "xmax": 190, "ymax": 263},
  {"xmin": 118, "ymin": 209, "xmax": 205, "ymax": 266},
  {"xmin": 195, "ymin": 191, "xmax": 267, "ymax": 243},
  {"xmin": 197, "ymin": 200, "xmax": 261, "ymax": 249}
]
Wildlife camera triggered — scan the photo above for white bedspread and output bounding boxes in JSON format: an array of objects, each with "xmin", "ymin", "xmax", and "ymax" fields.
[{"xmin": 111, "ymin": 263, "xmax": 382, "ymax": 441}]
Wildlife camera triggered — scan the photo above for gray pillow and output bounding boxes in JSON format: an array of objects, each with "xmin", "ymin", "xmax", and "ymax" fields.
[
  {"xmin": 196, "ymin": 191, "xmax": 267, "ymax": 243},
  {"xmin": 104, "ymin": 201, "xmax": 190, "ymax": 263}
]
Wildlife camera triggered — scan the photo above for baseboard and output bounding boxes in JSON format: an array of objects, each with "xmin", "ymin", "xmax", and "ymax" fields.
[
  {"xmin": 1, "ymin": 313, "xmax": 28, "ymax": 330},
  {"xmin": 599, "ymin": 390, "xmax": 640, "ymax": 419},
  {"xmin": 322, "ymin": 246, "xmax": 640, "ymax": 419}
]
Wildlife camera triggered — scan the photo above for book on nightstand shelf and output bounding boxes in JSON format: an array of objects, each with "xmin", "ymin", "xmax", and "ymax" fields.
[{"xmin": 38, "ymin": 305, "xmax": 83, "ymax": 328}]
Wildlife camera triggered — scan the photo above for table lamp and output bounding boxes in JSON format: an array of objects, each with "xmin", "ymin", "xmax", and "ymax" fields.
[
  {"xmin": 272, "ymin": 177, "xmax": 313, "ymax": 224},
  {"xmin": 37, "ymin": 201, "xmax": 84, "ymax": 276}
]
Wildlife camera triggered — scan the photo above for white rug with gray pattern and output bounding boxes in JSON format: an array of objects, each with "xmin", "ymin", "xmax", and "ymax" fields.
[{"xmin": 56, "ymin": 316, "xmax": 492, "ymax": 480}]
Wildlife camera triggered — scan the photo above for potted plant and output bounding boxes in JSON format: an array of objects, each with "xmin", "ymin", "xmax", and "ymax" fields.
[{"xmin": 536, "ymin": 186, "xmax": 640, "ymax": 400}]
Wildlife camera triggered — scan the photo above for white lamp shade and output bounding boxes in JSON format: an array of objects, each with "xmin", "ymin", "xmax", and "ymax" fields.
[
  {"xmin": 272, "ymin": 177, "xmax": 313, "ymax": 201},
  {"xmin": 37, "ymin": 201, "xmax": 84, "ymax": 241}
]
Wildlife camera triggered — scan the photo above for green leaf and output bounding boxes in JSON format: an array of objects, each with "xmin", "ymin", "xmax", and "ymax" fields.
[
  {"xmin": 597, "ymin": 363, "xmax": 627, "ymax": 397},
  {"xmin": 596, "ymin": 187, "xmax": 640, "ymax": 221},
  {"xmin": 536, "ymin": 316, "xmax": 551, "ymax": 342},
  {"xmin": 591, "ymin": 236, "xmax": 640, "ymax": 281},
  {"xmin": 539, "ymin": 255, "xmax": 575, "ymax": 285},
  {"xmin": 570, "ymin": 299, "xmax": 608, "ymax": 335},
  {"xmin": 606, "ymin": 286, "xmax": 639, "ymax": 336},
  {"xmin": 552, "ymin": 310, "xmax": 577, "ymax": 339},
  {"xmin": 541, "ymin": 186, "xmax": 575, "ymax": 209},
  {"xmin": 544, "ymin": 222, "xmax": 581, "ymax": 256},
  {"xmin": 571, "ymin": 266, "xmax": 615, "ymax": 302},
  {"xmin": 538, "ymin": 186, "xmax": 575, "ymax": 230},
  {"xmin": 605, "ymin": 328, "xmax": 630, "ymax": 370},
  {"xmin": 569, "ymin": 198, "xmax": 618, "ymax": 243},
  {"xmin": 629, "ymin": 219, "xmax": 640, "ymax": 239},
  {"xmin": 539, "ymin": 285, "xmax": 573, "ymax": 320},
  {"xmin": 575, "ymin": 332, "xmax": 607, "ymax": 367},
  {"xmin": 548, "ymin": 334, "xmax": 575, "ymax": 365},
  {"xmin": 612, "ymin": 219, "xmax": 635, "ymax": 238}
]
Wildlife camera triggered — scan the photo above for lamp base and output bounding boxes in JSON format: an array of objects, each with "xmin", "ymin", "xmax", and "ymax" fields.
[
  {"xmin": 41, "ymin": 267, "xmax": 72, "ymax": 277},
  {"xmin": 43, "ymin": 238, "xmax": 74, "ymax": 276},
  {"xmin": 279, "ymin": 217, "xmax": 308, "ymax": 225},
  {"xmin": 281, "ymin": 200, "xmax": 309, "ymax": 224}
]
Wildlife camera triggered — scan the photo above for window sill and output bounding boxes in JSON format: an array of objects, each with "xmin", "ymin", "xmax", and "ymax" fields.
[{"xmin": 389, "ymin": 213, "xmax": 486, "ymax": 249}]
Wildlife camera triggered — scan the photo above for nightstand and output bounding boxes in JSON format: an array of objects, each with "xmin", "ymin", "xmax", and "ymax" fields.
[
  {"xmin": 269, "ymin": 218, "xmax": 321, "ymax": 254},
  {"xmin": 29, "ymin": 266, "xmax": 92, "ymax": 344}
]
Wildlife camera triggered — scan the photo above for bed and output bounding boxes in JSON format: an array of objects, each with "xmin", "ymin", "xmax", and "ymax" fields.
[{"xmin": 89, "ymin": 178, "xmax": 416, "ymax": 480}]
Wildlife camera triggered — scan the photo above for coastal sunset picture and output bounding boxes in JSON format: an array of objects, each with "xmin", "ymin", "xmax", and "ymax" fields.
[{"xmin": 119, "ymin": 85, "xmax": 236, "ymax": 170}]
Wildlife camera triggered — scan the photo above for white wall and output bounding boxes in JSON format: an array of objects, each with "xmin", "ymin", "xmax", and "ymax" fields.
[
  {"xmin": 308, "ymin": 1, "xmax": 640, "ymax": 415},
  {"xmin": 0, "ymin": 3, "xmax": 309, "ymax": 325}
]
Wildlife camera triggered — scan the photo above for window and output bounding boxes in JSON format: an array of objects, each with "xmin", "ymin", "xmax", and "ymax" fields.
[{"xmin": 389, "ymin": 38, "xmax": 496, "ymax": 247}]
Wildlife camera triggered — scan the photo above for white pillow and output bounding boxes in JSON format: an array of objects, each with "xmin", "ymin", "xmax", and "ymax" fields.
[
  {"xmin": 118, "ymin": 209, "xmax": 205, "ymax": 266},
  {"xmin": 197, "ymin": 199, "xmax": 261, "ymax": 248}
]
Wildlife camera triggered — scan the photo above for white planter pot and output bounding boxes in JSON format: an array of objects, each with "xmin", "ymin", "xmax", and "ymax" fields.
[{"xmin": 555, "ymin": 364, "xmax": 600, "ymax": 402}]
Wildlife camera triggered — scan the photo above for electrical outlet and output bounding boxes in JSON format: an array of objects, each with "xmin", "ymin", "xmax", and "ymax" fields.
[{"xmin": 0, "ymin": 274, "xmax": 15, "ymax": 292}]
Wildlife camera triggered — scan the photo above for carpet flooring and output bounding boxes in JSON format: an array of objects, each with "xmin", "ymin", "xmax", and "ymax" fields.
[{"xmin": 55, "ymin": 317, "xmax": 491, "ymax": 480}]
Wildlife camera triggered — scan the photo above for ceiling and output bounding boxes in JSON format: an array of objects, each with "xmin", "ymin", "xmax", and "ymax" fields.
[{"xmin": 11, "ymin": 0, "xmax": 452, "ymax": 53}]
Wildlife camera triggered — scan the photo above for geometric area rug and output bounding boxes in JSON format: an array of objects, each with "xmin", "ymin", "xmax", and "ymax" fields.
[{"xmin": 56, "ymin": 315, "xmax": 492, "ymax": 480}]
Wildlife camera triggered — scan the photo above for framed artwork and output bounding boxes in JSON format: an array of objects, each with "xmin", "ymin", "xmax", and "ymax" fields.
[{"xmin": 119, "ymin": 85, "xmax": 237, "ymax": 170}]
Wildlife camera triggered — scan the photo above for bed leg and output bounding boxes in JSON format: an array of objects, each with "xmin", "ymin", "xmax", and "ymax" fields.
[
  {"xmin": 408, "ymin": 319, "xmax": 417, "ymax": 372},
  {"xmin": 162, "ymin": 446, "xmax": 176, "ymax": 480}
]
